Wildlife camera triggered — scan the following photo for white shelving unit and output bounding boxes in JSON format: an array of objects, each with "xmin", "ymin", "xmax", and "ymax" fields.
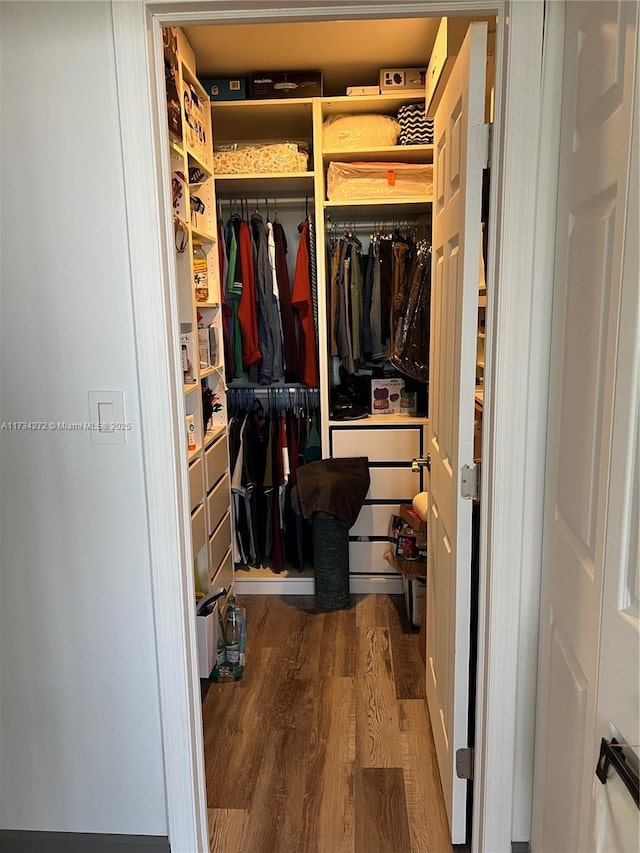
[{"xmin": 165, "ymin": 28, "xmax": 234, "ymax": 607}]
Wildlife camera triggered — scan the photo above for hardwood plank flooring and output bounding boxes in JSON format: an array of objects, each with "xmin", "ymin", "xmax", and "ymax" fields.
[{"xmin": 202, "ymin": 594, "xmax": 452, "ymax": 852}]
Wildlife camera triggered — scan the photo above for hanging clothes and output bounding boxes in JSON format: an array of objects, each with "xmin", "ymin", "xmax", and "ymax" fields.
[
  {"xmin": 251, "ymin": 212, "xmax": 284, "ymax": 385},
  {"xmin": 224, "ymin": 218, "xmax": 244, "ymax": 378},
  {"xmin": 227, "ymin": 389, "xmax": 320, "ymax": 573},
  {"xmin": 236, "ymin": 218, "xmax": 261, "ymax": 368},
  {"xmin": 390, "ymin": 239, "xmax": 432, "ymax": 382},
  {"xmin": 272, "ymin": 221, "xmax": 300, "ymax": 382},
  {"xmin": 292, "ymin": 219, "xmax": 319, "ymax": 387}
]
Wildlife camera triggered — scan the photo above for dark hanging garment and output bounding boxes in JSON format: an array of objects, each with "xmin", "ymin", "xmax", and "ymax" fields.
[
  {"xmin": 307, "ymin": 212, "xmax": 320, "ymax": 338},
  {"xmin": 292, "ymin": 220, "xmax": 319, "ymax": 387},
  {"xmin": 251, "ymin": 213, "xmax": 284, "ymax": 385},
  {"xmin": 237, "ymin": 219, "xmax": 261, "ymax": 368},
  {"xmin": 390, "ymin": 240, "xmax": 432, "ymax": 383},
  {"xmin": 273, "ymin": 222, "xmax": 300, "ymax": 381}
]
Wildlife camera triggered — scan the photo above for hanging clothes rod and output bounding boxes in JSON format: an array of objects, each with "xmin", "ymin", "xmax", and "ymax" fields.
[{"xmin": 217, "ymin": 197, "xmax": 314, "ymax": 206}]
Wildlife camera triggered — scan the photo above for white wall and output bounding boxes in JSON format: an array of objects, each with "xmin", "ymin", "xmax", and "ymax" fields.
[{"xmin": 0, "ymin": 1, "xmax": 167, "ymax": 836}]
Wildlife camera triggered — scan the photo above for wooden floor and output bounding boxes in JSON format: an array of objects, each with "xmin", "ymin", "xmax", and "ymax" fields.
[{"xmin": 202, "ymin": 594, "xmax": 452, "ymax": 853}]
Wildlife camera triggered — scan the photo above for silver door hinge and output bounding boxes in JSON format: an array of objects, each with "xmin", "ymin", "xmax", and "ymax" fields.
[
  {"xmin": 461, "ymin": 463, "xmax": 480, "ymax": 500},
  {"xmin": 471, "ymin": 123, "xmax": 490, "ymax": 169},
  {"xmin": 456, "ymin": 747, "xmax": 474, "ymax": 780}
]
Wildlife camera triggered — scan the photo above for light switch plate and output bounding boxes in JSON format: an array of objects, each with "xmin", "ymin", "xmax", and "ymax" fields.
[{"xmin": 88, "ymin": 390, "xmax": 127, "ymax": 444}]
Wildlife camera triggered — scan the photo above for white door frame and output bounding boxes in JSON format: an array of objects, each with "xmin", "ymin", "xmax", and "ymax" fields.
[{"xmin": 111, "ymin": 2, "xmax": 555, "ymax": 850}]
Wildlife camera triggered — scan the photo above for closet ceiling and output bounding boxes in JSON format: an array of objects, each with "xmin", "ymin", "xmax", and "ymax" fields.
[{"xmin": 184, "ymin": 18, "xmax": 442, "ymax": 95}]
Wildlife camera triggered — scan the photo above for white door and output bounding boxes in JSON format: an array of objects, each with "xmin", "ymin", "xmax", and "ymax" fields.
[
  {"xmin": 426, "ymin": 22, "xmax": 487, "ymax": 845},
  {"xmin": 533, "ymin": 2, "xmax": 639, "ymax": 851}
]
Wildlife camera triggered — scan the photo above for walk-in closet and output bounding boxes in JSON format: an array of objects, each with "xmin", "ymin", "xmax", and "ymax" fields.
[{"xmin": 163, "ymin": 13, "xmax": 493, "ymax": 849}]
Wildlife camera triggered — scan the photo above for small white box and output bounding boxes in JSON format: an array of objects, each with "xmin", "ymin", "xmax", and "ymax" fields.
[
  {"xmin": 403, "ymin": 576, "xmax": 426, "ymax": 629},
  {"xmin": 346, "ymin": 85, "xmax": 380, "ymax": 96},
  {"xmin": 181, "ymin": 332, "xmax": 196, "ymax": 383},
  {"xmin": 196, "ymin": 601, "xmax": 218, "ymax": 679},
  {"xmin": 198, "ymin": 328, "xmax": 211, "ymax": 367}
]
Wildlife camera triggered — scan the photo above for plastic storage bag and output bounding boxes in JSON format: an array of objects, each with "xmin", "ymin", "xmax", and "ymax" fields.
[
  {"xmin": 390, "ymin": 240, "xmax": 432, "ymax": 382},
  {"xmin": 326, "ymin": 162, "xmax": 433, "ymax": 201},
  {"xmin": 212, "ymin": 142, "xmax": 308, "ymax": 174},
  {"xmin": 322, "ymin": 114, "xmax": 400, "ymax": 149}
]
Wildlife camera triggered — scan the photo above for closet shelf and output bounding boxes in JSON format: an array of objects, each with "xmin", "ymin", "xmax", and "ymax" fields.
[
  {"xmin": 324, "ymin": 197, "xmax": 432, "ymax": 218},
  {"xmin": 191, "ymin": 225, "xmax": 216, "ymax": 243},
  {"xmin": 186, "ymin": 148, "xmax": 213, "ymax": 179},
  {"xmin": 187, "ymin": 445, "xmax": 200, "ymax": 462},
  {"xmin": 328, "ymin": 413, "xmax": 428, "ymax": 427},
  {"xmin": 204, "ymin": 424, "xmax": 226, "ymax": 447},
  {"xmin": 170, "ymin": 139, "xmax": 185, "ymax": 158},
  {"xmin": 200, "ymin": 364, "xmax": 222, "ymax": 379},
  {"xmin": 195, "ymin": 301, "xmax": 220, "ymax": 309},
  {"xmin": 184, "ymin": 381, "xmax": 200, "ymax": 396},
  {"xmin": 214, "ymin": 172, "xmax": 315, "ymax": 196},
  {"xmin": 322, "ymin": 144, "xmax": 434, "ymax": 165},
  {"xmin": 321, "ymin": 92, "xmax": 427, "ymax": 116}
]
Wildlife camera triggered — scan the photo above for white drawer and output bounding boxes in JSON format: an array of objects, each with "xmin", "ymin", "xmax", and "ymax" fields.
[
  {"xmin": 190, "ymin": 503, "xmax": 206, "ymax": 557},
  {"xmin": 349, "ymin": 540, "xmax": 396, "ymax": 575},
  {"xmin": 332, "ymin": 426, "xmax": 421, "ymax": 463},
  {"xmin": 426, "ymin": 17, "xmax": 470, "ymax": 115},
  {"xmin": 367, "ymin": 467, "xmax": 421, "ymax": 501},
  {"xmin": 209, "ymin": 512, "xmax": 231, "ymax": 578},
  {"xmin": 205, "ymin": 435, "xmax": 228, "ymax": 490},
  {"xmin": 188, "ymin": 457, "xmax": 204, "ymax": 511},
  {"xmin": 211, "ymin": 547, "xmax": 234, "ymax": 593},
  {"xmin": 207, "ymin": 474, "xmax": 230, "ymax": 536},
  {"xmin": 351, "ymin": 503, "xmax": 398, "ymax": 537}
]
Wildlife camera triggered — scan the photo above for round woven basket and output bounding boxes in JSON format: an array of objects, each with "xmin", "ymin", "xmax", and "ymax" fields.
[{"xmin": 313, "ymin": 515, "xmax": 351, "ymax": 611}]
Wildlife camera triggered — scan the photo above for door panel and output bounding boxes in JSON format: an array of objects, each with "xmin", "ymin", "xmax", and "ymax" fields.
[
  {"xmin": 533, "ymin": 3, "xmax": 638, "ymax": 851},
  {"xmin": 426, "ymin": 22, "xmax": 487, "ymax": 845}
]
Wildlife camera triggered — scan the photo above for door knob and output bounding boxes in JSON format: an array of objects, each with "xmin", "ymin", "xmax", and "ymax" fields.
[{"xmin": 411, "ymin": 454, "xmax": 431, "ymax": 473}]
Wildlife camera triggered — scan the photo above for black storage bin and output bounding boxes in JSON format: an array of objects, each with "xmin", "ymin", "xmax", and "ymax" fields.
[{"xmin": 313, "ymin": 515, "xmax": 350, "ymax": 611}]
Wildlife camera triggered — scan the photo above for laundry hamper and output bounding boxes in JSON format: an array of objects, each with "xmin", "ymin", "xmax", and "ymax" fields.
[{"xmin": 293, "ymin": 457, "xmax": 370, "ymax": 612}]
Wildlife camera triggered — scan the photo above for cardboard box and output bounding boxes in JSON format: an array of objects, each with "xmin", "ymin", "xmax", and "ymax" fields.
[
  {"xmin": 400, "ymin": 503, "xmax": 427, "ymax": 535},
  {"xmin": 371, "ymin": 378, "xmax": 403, "ymax": 413},
  {"xmin": 249, "ymin": 71, "xmax": 323, "ymax": 99},
  {"xmin": 201, "ymin": 77, "xmax": 247, "ymax": 101},
  {"xmin": 389, "ymin": 513, "xmax": 427, "ymax": 575}
]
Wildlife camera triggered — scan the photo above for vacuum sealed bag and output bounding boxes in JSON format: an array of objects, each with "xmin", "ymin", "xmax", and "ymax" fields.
[
  {"xmin": 212, "ymin": 142, "xmax": 308, "ymax": 175},
  {"xmin": 326, "ymin": 162, "xmax": 433, "ymax": 201},
  {"xmin": 322, "ymin": 114, "xmax": 400, "ymax": 149}
]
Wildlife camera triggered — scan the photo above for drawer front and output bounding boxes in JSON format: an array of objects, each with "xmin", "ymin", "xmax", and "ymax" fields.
[
  {"xmin": 188, "ymin": 457, "xmax": 204, "ymax": 511},
  {"xmin": 351, "ymin": 503, "xmax": 398, "ymax": 537},
  {"xmin": 367, "ymin": 466, "xmax": 421, "ymax": 501},
  {"xmin": 191, "ymin": 503, "xmax": 207, "ymax": 557},
  {"xmin": 331, "ymin": 427, "xmax": 422, "ymax": 463},
  {"xmin": 349, "ymin": 540, "xmax": 396, "ymax": 575},
  {"xmin": 209, "ymin": 512, "xmax": 231, "ymax": 578},
  {"xmin": 205, "ymin": 435, "xmax": 228, "ymax": 490},
  {"xmin": 207, "ymin": 474, "xmax": 230, "ymax": 536},
  {"xmin": 211, "ymin": 547, "xmax": 234, "ymax": 593}
]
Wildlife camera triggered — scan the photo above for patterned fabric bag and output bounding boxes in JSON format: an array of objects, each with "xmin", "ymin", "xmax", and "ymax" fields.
[{"xmin": 397, "ymin": 103, "xmax": 434, "ymax": 145}]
